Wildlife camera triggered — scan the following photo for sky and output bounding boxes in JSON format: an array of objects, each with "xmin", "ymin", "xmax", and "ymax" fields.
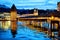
[{"xmin": 0, "ymin": 0, "xmax": 60, "ymax": 9}]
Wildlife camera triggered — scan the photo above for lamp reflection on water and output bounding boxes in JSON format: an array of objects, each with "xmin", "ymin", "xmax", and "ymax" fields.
[{"xmin": 2, "ymin": 21, "xmax": 11, "ymax": 30}]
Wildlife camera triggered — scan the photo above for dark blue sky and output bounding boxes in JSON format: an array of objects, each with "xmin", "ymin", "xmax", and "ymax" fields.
[{"xmin": 0, "ymin": 0, "xmax": 60, "ymax": 9}]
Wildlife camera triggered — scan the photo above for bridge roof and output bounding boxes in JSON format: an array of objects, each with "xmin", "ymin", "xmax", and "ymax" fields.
[{"xmin": 20, "ymin": 10, "xmax": 60, "ymax": 18}]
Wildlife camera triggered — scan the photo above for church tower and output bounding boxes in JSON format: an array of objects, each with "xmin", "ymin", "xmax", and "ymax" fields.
[{"xmin": 33, "ymin": 8, "xmax": 38, "ymax": 16}]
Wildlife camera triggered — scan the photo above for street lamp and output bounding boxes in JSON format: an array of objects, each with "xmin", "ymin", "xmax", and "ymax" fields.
[{"xmin": 50, "ymin": 16, "xmax": 54, "ymax": 20}]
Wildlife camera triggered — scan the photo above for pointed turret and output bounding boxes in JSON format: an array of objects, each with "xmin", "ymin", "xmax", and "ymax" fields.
[{"xmin": 11, "ymin": 4, "xmax": 16, "ymax": 11}]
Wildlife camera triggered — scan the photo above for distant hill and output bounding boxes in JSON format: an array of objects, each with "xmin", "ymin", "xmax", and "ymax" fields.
[
  {"xmin": 0, "ymin": 4, "xmax": 9, "ymax": 8},
  {"xmin": 0, "ymin": 4, "xmax": 57, "ymax": 15},
  {"xmin": 0, "ymin": 4, "xmax": 10, "ymax": 12}
]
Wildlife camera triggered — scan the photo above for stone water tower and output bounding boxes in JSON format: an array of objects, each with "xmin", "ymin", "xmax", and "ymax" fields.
[{"xmin": 10, "ymin": 4, "xmax": 17, "ymax": 38}]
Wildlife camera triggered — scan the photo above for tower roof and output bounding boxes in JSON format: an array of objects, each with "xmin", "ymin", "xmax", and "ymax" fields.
[{"xmin": 11, "ymin": 4, "xmax": 16, "ymax": 11}]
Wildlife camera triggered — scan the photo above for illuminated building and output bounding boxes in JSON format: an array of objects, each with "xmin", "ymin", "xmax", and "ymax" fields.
[
  {"xmin": 10, "ymin": 4, "xmax": 17, "ymax": 37},
  {"xmin": 33, "ymin": 8, "xmax": 38, "ymax": 16}
]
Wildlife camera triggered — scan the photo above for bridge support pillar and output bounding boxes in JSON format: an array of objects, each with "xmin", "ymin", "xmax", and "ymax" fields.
[
  {"xmin": 50, "ymin": 21, "xmax": 59, "ymax": 40},
  {"xmin": 32, "ymin": 21, "xmax": 34, "ymax": 26},
  {"xmin": 40, "ymin": 22, "xmax": 42, "ymax": 27}
]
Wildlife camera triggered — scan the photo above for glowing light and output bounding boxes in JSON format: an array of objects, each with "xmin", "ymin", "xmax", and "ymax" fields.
[
  {"xmin": 51, "ymin": 16, "xmax": 54, "ymax": 19},
  {"xmin": 50, "ymin": 16, "xmax": 54, "ymax": 20}
]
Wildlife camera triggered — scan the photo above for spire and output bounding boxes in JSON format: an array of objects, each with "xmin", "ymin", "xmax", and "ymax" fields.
[{"xmin": 11, "ymin": 4, "xmax": 16, "ymax": 11}]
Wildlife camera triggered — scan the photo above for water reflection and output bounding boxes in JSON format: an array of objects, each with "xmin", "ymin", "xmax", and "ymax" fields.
[
  {"xmin": 0, "ymin": 21, "xmax": 51, "ymax": 40},
  {"xmin": 0, "ymin": 21, "xmax": 11, "ymax": 30}
]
